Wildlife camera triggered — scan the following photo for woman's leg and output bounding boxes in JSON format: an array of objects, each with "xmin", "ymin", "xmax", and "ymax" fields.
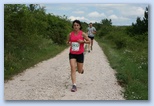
[
  {"xmin": 77, "ymin": 62, "xmax": 84, "ymax": 73},
  {"xmin": 76, "ymin": 53, "xmax": 84, "ymax": 73},
  {"xmin": 69, "ymin": 59, "xmax": 77, "ymax": 85}
]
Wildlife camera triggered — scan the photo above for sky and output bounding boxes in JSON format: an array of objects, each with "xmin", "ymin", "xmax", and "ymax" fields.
[{"xmin": 42, "ymin": 4, "xmax": 148, "ymax": 26}]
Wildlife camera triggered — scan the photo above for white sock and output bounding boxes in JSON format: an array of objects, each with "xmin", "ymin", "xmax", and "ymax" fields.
[{"xmin": 73, "ymin": 83, "xmax": 76, "ymax": 86}]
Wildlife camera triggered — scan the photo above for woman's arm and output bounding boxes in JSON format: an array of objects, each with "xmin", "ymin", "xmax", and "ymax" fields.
[
  {"xmin": 66, "ymin": 33, "xmax": 71, "ymax": 46},
  {"xmin": 82, "ymin": 32, "xmax": 91, "ymax": 44}
]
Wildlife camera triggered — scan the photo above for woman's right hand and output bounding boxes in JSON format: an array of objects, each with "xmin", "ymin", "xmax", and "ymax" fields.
[{"xmin": 67, "ymin": 41, "xmax": 71, "ymax": 46}]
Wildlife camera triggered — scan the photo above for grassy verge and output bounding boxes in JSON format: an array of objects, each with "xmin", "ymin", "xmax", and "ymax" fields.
[
  {"xmin": 4, "ymin": 39, "xmax": 68, "ymax": 81},
  {"xmin": 96, "ymin": 37, "xmax": 148, "ymax": 100}
]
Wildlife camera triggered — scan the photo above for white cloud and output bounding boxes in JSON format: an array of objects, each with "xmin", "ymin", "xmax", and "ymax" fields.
[
  {"xmin": 121, "ymin": 6, "xmax": 145, "ymax": 18},
  {"xmin": 88, "ymin": 11, "xmax": 106, "ymax": 18},
  {"xmin": 106, "ymin": 10, "xmax": 114, "ymax": 15},
  {"xmin": 90, "ymin": 20, "xmax": 99, "ymax": 23},
  {"xmin": 73, "ymin": 10, "xmax": 84, "ymax": 14},
  {"xmin": 132, "ymin": 7, "xmax": 145, "ymax": 16},
  {"xmin": 93, "ymin": 4, "xmax": 145, "ymax": 18},
  {"xmin": 68, "ymin": 16, "xmax": 89, "ymax": 22},
  {"xmin": 108, "ymin": 15, "xmax": 130, "ymax": 26},
  {"xmin": 58, "ymin": 7, "xmax": 72, "ymax": 11},
  {"xmin": 108, "ymin": 15, "xmax": 118, "ymax": 20},
  {"xmin": 108, "ymin": 14, "xmax": 129, "ymax": 21}
]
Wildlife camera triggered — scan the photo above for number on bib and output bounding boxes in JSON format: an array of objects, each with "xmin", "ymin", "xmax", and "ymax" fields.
[{"xmin": 72, "ymin": 42, "xmax": 80, "ymax": 51}]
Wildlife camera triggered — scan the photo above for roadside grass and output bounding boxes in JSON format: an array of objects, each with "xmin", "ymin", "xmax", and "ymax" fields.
[
  {"xmin": 4, "ymin": 39, "xmax": 68, "ymax": 81},
  {"xmin": 96, "ymin": 37, "xmax": 148, "ymax": 100}
]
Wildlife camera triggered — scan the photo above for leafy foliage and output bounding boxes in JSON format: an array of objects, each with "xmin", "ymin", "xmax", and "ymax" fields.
[
  {"xmin": 46, "ymin": 14, "xmax": 71, "ymax": 44},
  {"xmin": 127, "ymin": 7, "xmax": 148, "ymax": 36},
  {"xmin": 4, "ymin": 4, "xmax": 71, "ymax": 79},
  {"xmin": 101, "ymin": 18, "xmax": 112, "ymax": 26},
  {"xmin": 95, "ymin": 18, "xmax": 112, "ymax": 37}
]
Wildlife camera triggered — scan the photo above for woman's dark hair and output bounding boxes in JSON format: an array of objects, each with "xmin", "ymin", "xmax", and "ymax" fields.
[{"xmin": 72, "ymin": 20, "xmax": 82, "ymax": 30}]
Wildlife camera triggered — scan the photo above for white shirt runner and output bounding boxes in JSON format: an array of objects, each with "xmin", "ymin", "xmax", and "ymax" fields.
[{"xmin": 71, "ymin": 42, "xmax": 80, "ymax": 51}]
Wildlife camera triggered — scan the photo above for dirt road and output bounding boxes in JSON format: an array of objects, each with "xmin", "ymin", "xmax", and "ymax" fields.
[{"xmin": 4, "ymin": 40, "xmax": 125, "ymax": 100}]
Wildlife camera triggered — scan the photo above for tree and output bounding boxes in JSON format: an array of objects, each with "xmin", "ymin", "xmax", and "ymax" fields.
[
  {"xmin": 127, "ymin": 7, "xmax": 148, "ymax": 36},
  {"xmin": 98, "ymin": 18, "xmax": 112, "ymax": 37},
  {"xmin": 101, "ymin": 19, "xmax": 112, "ymax": 26},
  {"xmin": 143, "ymin": 7, "xmax": 148, "ymax": 33}
]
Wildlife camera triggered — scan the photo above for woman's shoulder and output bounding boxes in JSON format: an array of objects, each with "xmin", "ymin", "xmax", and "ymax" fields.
[{"xmin": 82, "ymin": 31, "xmax": 87, "ymax": 37}]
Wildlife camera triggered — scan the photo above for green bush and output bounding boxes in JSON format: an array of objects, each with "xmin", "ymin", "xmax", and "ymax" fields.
[
  {"xmin": 114, "ymin": 36, "xmax": 127, "ymax": 49},
  {"xmin": 4, "ymin": 4, "xmax": 71, "ymax": 80},
  {"xmin": 47, "ymin": 14, "xmax": 71, "ymax": 44},
  {"xmin": 97, "ymin": 26, "xmax": 112, "ymax": 37},
  {"xmin": 49, "ymin": 21, "xmax": 69, "ymax": 44}
]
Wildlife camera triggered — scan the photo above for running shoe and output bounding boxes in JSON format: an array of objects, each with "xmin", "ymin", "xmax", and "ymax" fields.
[{"xmin": 71, "ymin": 85, "xmax": 77, "ymax": 92}]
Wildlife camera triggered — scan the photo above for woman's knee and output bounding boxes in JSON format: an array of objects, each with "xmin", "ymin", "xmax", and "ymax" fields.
[{"xmin": 77, "ymin": 66, "xmax": 83, "ymax": 73}]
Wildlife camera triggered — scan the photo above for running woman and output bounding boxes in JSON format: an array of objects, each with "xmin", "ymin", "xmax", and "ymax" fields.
[
  {"xmin": 67, "ymin": 20, "xmax": 90, "ymax": 92},
  {"xmin": 87, "ymin": 23, "xmax": 96, "ymax": 52}
]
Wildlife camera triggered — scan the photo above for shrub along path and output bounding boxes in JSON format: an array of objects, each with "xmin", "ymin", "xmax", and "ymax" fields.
[{"xmin": 4, "ymin": 40, "xmax": 125, "ymax": 100}]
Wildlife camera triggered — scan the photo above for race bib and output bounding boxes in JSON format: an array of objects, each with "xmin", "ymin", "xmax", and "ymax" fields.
[{"xmin": 71, "ymin": 42, "xmax": 80, "ymax": 51}]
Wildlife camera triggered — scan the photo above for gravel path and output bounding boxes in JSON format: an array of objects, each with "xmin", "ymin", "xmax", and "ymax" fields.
[{"xmin": 4, "ymin": 40, "xmax": 125, "ymax": 100}]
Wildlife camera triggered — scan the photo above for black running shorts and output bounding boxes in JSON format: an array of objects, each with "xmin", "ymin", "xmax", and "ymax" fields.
[
  {"xmin": 69, "ymin": 53, "xmax": 84, "ymax": 63},
  {"xmin": 88, "ymin": 36, "xmax": 94, "ymax": 40}
]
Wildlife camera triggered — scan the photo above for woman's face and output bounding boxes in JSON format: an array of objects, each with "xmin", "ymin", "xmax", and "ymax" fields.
[{"xmin": 73, "ymin": 22, "xmax": 80, "ymax": 31}]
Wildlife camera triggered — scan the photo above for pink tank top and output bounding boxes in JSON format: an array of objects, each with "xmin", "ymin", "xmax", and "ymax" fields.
[{"xmin": 69, "ymin": 30, "xmax": 84, "ymax": 54}]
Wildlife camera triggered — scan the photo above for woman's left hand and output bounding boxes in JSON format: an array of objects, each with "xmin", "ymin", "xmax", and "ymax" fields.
[{"xmin": 77, "ymin": 40, "xmax": 84, "ymax": 43}]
